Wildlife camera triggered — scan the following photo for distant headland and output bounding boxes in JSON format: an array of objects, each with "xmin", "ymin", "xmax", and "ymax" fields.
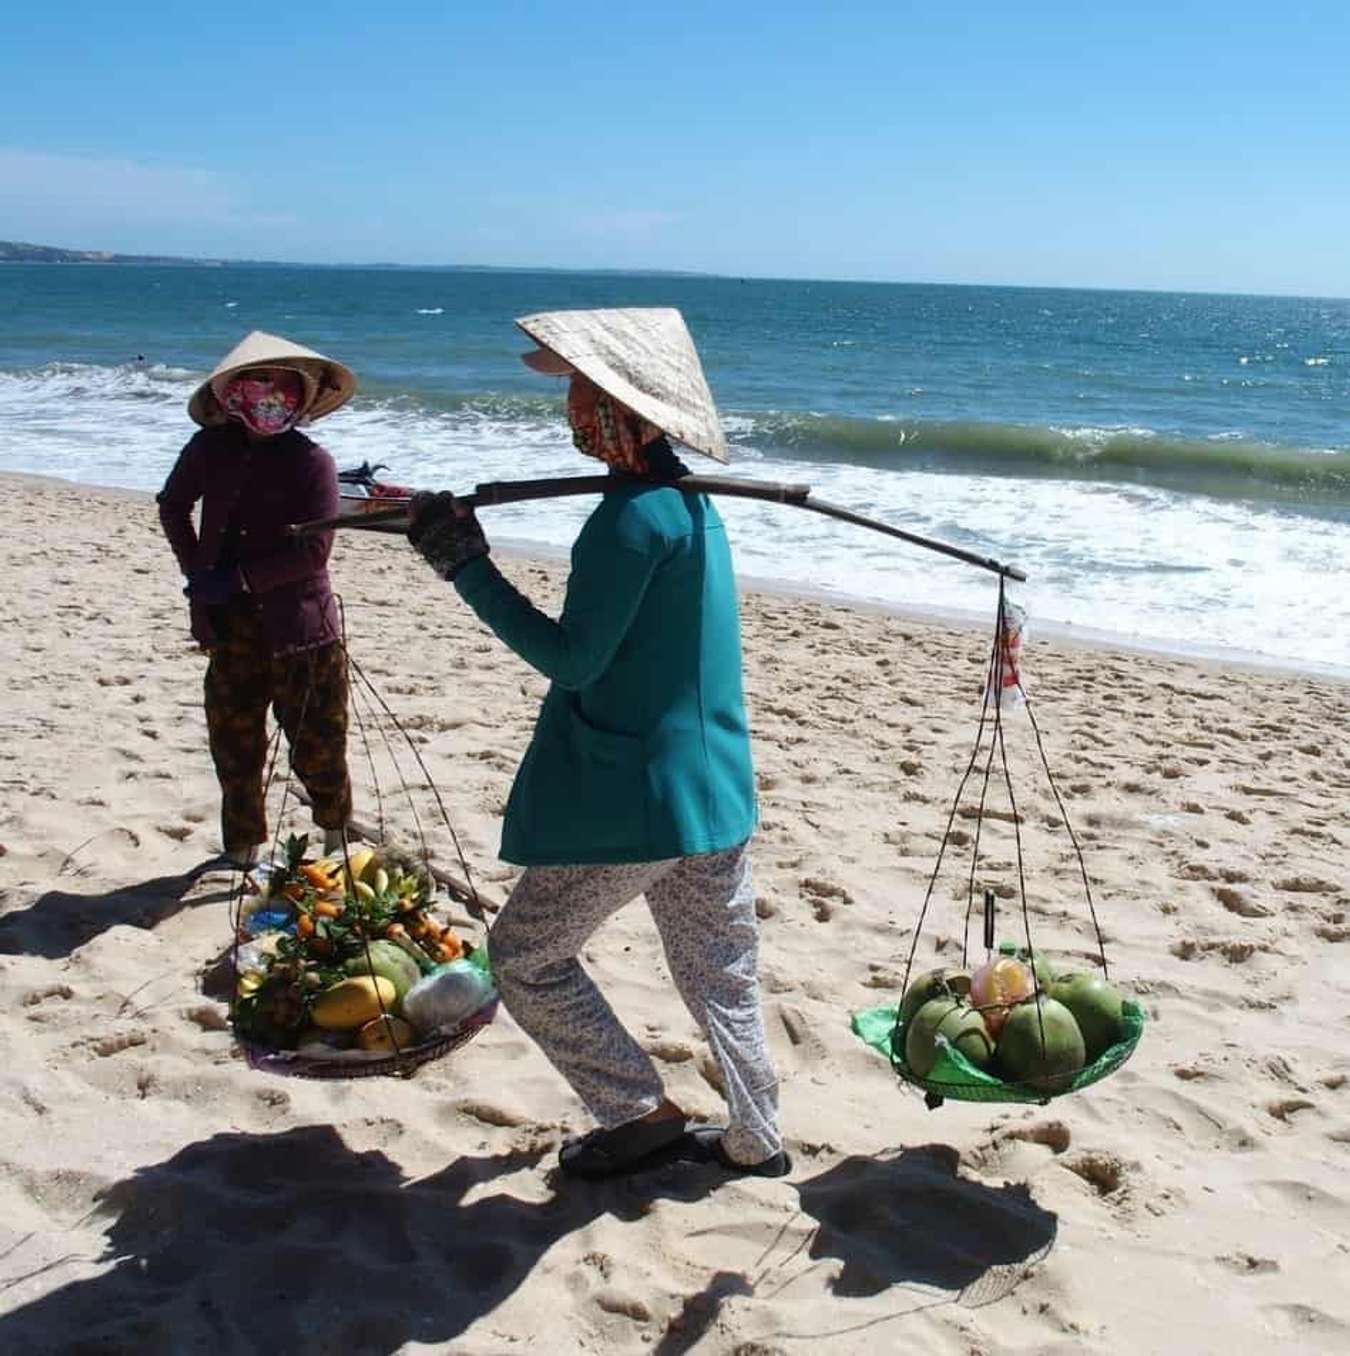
[
  {"xmin": 0, "ymin": 239, "xmax": 706, "ymax": 276},
  {"xmin": 0, "ymin": 240, "xmax": 223, "ymax": 266}
]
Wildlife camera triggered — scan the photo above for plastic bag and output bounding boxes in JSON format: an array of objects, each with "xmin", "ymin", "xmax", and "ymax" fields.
[{"xmin": 984, "ymin": 600, "xmax": 1027, "ymax": 708}]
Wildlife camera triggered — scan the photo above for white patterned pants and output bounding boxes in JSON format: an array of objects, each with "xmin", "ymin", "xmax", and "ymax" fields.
[{"xmin": 489, "ymin": 843, "xmax": 782, "ymax": 1165}]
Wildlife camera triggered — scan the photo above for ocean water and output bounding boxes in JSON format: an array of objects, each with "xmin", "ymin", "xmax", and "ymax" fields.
[{"xmin": 1, "ymin": 265, "xmax": 1347, "ymax": 671}]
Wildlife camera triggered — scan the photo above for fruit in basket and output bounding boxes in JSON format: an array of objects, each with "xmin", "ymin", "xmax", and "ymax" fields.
[
  {"xmin": 357, "ymin": 1014, "xmax": 417, "ymax": 1053},
  {"xmin": 898, "ymin": 967, "xmax": 972, "ymax": 1024},
  {"xmin": 402, "ymin": 958, "xmax": 494, "ymax": 1035},
  {"xmin": 300, "ymin": 862, "xmax": 347, "ymax": 896},
  {"xmin": 904, "ymin": 997, "xmax": 995, "ymax": 1078},
  {"xmin": 311, "ymin": 975, "xmax": 398, "ymax": 1030},
  {"xmin": 237, "ymin": 970, "xmax": 265, "ymax": 998},
  {"xmin": 1017, "ymin": 945, "xmax": 1056, "ymax": 991},
  {"xmin": 970, "ymin": 954, "xmax": 1036, "ymax": 1036},
  {"xmin": 344, "ymin": 940, "xmax": 422, "ymax": 1001},
  {"xmin": 341, "ymin": 846, "xmax": 376, "ymax": 886},
  {"xmin": 296, "ymin": 1026, "xmax": 352, "ymax": 1053},
  {"xmin": 996, "ymin": 996, "xmax": 1086, "ymax": 1090},
  {"xmin": 1048, "ymin": 971, "xmax": 1124, "ymax": 1061}
]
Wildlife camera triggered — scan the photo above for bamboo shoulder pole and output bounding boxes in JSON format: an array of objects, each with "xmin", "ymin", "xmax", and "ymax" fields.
[{"xmin": 292, "ymin": 473, "xmax": 1027, "ymax": 582}]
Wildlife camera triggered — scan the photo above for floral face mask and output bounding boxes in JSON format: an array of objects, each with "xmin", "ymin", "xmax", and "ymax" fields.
[
  {"xmin": 218, "ymin": 368, "xmax": 307, "ymax": 436},
  {"xmin": 566, "ymin": 375, "xmax": 663, "ymax": 474}
]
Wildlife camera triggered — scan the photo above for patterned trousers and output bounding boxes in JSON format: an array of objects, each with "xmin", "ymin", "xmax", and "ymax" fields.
[
  {"xmin": 202, "ymin": 605, "xmax": 352, "ymax": 852},
  {"xmin": 490, "ymin": 844, "xmax": 782, "ymax": 1165}
]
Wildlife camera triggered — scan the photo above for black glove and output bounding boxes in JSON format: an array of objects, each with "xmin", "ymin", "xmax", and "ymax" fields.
[
  {"xmin": 407, "ymin": 491, "xmax": 490, "ymax": 581},
  {"xmin": 184, "ymin": 564, "xmax": 244, "ymax": 605}
]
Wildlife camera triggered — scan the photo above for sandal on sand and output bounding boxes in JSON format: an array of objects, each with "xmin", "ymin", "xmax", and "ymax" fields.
[
  {"xmin": 559, "ymin": 1115, "xmax": 689, "ymax": 1179},
  {"xmin": 681, "ymin": 1126, "xmax": 792, "ymax": 1179}
]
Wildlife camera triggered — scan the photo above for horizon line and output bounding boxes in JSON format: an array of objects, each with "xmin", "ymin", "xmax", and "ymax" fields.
[{"xmin": 2, "ymin": 239, "xmax": 1348, "ymax": 305}]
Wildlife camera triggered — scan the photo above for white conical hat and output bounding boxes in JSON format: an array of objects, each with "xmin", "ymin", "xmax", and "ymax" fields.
[
  {"xmin": 188, "ymin": 330, "xmax": 357, "ymax": 428},
  {"xmin": 517, "ymin": 307, "xmax": 728, "ymax": 463}
]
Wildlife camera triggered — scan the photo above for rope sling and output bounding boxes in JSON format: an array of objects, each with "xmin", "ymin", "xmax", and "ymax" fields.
[
  {"xmin": 226, "ymin": 601, "xmax": 498, "ymax": 1081},
  {"xmin": 851, "ymin": 581, "xmax": 1145, "ymax": 1107}
]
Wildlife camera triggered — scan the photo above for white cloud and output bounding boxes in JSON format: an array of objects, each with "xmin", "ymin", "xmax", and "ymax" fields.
[{"xmin": 0, "ymin": 148, "xmax": 296, "ymax": 246}]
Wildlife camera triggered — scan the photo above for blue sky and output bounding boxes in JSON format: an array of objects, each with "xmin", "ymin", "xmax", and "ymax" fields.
[{"xmin": 4, "ymin": 2, "xmax": 1349, "ymax": 295}]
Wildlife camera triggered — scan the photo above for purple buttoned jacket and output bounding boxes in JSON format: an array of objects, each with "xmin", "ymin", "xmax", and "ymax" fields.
[{"xmin": 157, "ymin": 426, "xmax": 341, "ymax": 654}]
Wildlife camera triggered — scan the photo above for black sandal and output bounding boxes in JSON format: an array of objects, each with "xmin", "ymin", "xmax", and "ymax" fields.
[
  {"xmin": 558, "ymin": 1115, "xmax": 689, "ymax": 1180},
  {"xmin": 680, "ymin": 1126, "xmax": 792, "ymax": 1178}
]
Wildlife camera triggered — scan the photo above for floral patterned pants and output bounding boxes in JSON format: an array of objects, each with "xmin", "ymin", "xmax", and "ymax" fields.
[
  {"xmin": 202, "ymin": 605, "xmax": 352, "ymax": 852},
  {"xmin": 490, "ymin": 844, "xmax": 782, "ymax": 1165}
]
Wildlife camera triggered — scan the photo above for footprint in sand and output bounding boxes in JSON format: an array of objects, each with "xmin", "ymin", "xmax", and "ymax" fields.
[
  {"xmin": 1215, "ymin": 1252, "xmax": 1280, "ymax": 1275},
  {"xmin": 1214, "ymin": 886, "xmax": 1272, "ymax": 918},
  {"xmin": 776, "ymin": 1003, "xmax": 829, "ymax": 1064},
  {"xmin": 1248, "ymin": 1179, "xmax": 1349, "ymax": 1234},
  {"xmin": 1261, "ymin": 1303, "xmax": 1350, "ymax": 1345},
  {"xmin": 1275, "ymin": 875, "xmax": 1339, "ymax": 894},
  {"xmin": 1265, "ymin": 1098, "xmax": 1317, "ymax": 1124}
]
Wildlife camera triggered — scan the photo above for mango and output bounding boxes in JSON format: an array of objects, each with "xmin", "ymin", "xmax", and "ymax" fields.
[
  {"xmin": 311, "ymin": 975, "xmax": 397, "ymax": 1030},
  {"xmin": 357, "ymin": 1014, "xmax": 417, "ymax": 1053}
]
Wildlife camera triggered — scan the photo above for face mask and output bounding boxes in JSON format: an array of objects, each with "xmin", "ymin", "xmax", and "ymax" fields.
[
  {"xmin": 218, "ymin": 370, "xmax": 306, "ymax": 436},
  {"xmin": 566, "ymin": 376, "xmax": 661, "ymax": 474}
]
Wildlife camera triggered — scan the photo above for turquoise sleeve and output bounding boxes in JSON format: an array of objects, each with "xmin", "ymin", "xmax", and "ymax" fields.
[{"xmin": 453, "ymin": 536, "xmax": 660, "ymax": 690}]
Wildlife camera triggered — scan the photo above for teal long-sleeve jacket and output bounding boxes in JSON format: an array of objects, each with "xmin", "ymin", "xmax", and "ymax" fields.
[{"xmin": 452, "ymin": 477, "xmax": 757, "ymax": 866}]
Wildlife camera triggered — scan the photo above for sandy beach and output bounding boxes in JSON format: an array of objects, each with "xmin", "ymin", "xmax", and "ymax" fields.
[{"xmin": 1, "ymin": 471, "xmax": 1347, "ymax": 1354}]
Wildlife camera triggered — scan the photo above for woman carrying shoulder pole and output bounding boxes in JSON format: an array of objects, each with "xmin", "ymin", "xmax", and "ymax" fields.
[{"xmin": 407, "ymin": 308, "xmax": 786, "ymax": 1179}]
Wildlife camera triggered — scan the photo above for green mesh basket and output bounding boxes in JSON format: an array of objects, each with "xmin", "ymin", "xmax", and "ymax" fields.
[{"xmin": 851, "ymin": 998, "xmax": 1145, "ymax": 1106}]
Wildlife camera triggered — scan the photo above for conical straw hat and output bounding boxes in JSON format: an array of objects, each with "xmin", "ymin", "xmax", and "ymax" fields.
[
  {"xmin": 517, "ymin": 308, "xmax": 728, "ymax": 463},
  {"xmin": 188, "ymin": 330, "xmax": 357, "ymax": 428}
]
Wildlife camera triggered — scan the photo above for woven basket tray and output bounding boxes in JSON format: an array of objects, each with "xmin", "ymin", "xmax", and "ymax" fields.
[{"xmin": 238, "ymin": 997, "xmax": 498, "ymax": 1081}]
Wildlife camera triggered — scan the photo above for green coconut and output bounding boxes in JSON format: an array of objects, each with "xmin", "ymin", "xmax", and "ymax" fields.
[
  {"xmin": 996, "ymin": 996, "xmax": 1086, "ymax": 1091},
  {"xmin": 1049, "ymin": 971, "xmax": 1125, "ymax": 1061},
  {"xmin": 898, "ymin": 966, "xmax": 973, "ymax": 1025},
  {"xmin": 1017, "ymin": 946, "xmax": 1057, "ymax": 992},
  {"xmin": 904, "ymin": 997, "xmax": 995, "ymax": 1078}
]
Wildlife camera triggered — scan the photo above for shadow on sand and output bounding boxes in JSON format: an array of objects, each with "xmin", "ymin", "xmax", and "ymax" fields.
[
  {"xmin": 0, "ymin": 1125, "xmax": 723, "ymax": 1354},
  {"xmin": 0, "ymin": 1130, "xmax": 1057, "ymax": 1355},
  {"xmin": 656, "ymin": 1142, "xmax": 1058, "ymax": 1352},
  {"xmin": 0, "ymin": 860, "xmax": 235, "ymax": 959}
]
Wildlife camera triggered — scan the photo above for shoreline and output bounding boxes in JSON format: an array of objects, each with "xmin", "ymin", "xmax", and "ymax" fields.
[{"xmin": 10, "ymin": 468, "xmax": 1345, "ymax": 685}]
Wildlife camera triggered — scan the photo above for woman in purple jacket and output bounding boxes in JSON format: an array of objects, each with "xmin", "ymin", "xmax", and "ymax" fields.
[{"xmin": 158, "ymin": 332, "xmax": 357, "ymax": 868}]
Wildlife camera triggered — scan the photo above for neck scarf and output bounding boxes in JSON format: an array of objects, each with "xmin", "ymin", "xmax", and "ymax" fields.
[
  {"xmin": 218, "ymin": 369, "xmax": 306, "ymax": 437},
  {"xmin": 566, "ymin": 376, "xmax": 664, "ymax": 474}
]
